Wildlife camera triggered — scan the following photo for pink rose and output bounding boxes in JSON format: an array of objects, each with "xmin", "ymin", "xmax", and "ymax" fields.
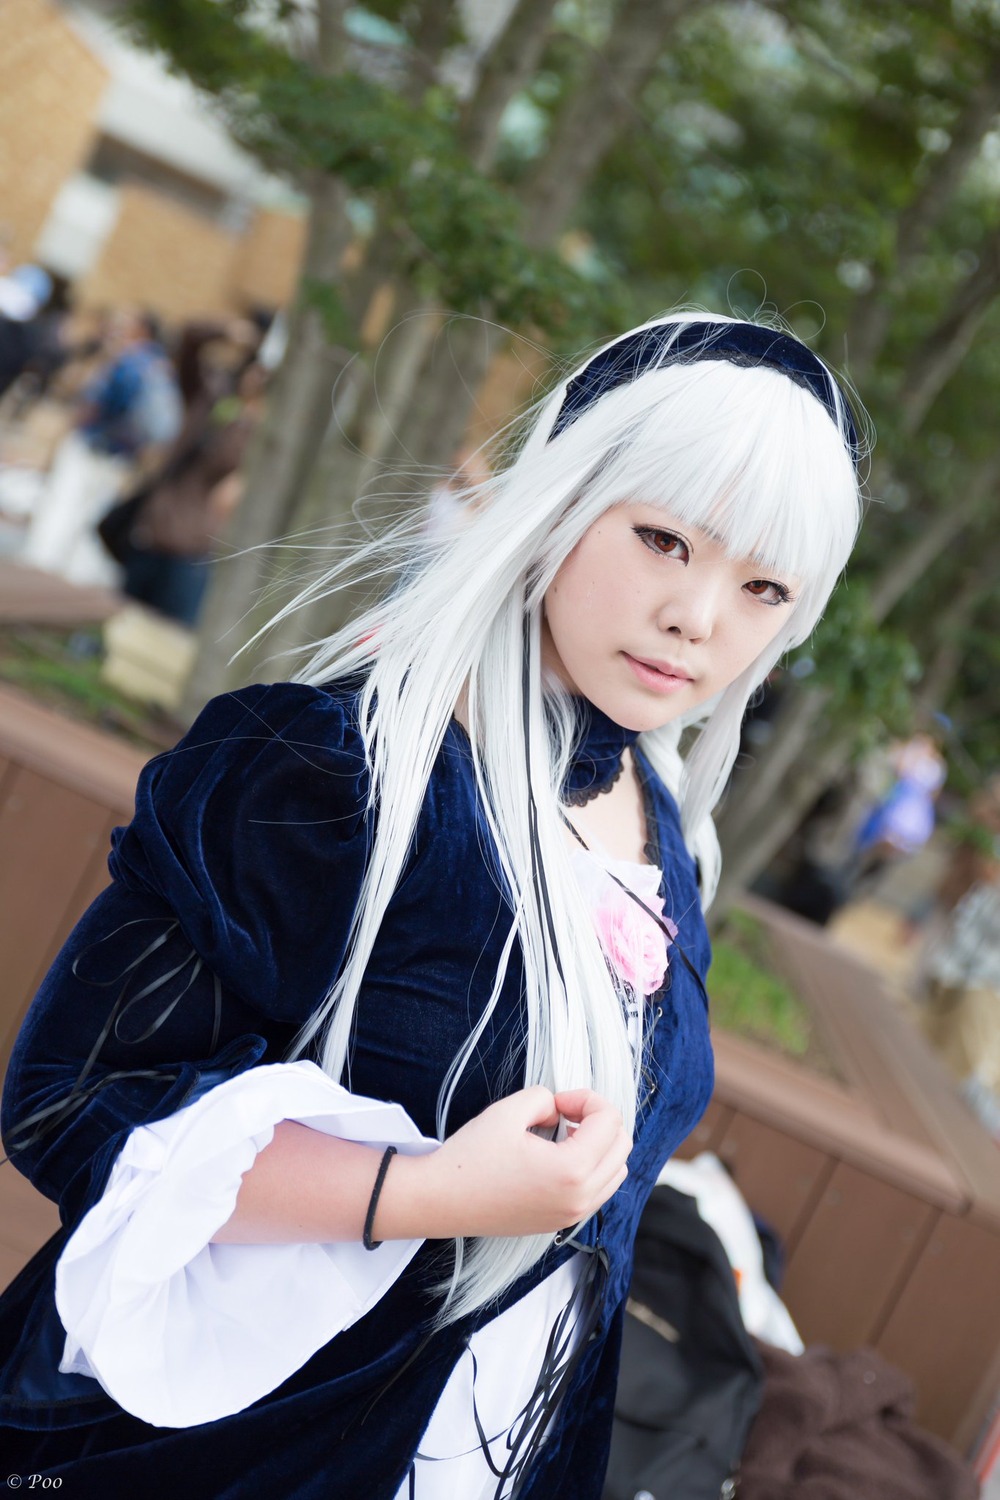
[
  {"xmin": 572, "ymin": 852, "xmax": 677, "ymax": 996},
  {"xmin": 591, "ymin": 883, "xmax": 673, "ymax": 996}
]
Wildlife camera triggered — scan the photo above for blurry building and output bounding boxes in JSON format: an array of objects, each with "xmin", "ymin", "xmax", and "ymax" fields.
[{"xmin": 0, "ymin": 0, "xmax": 307, "ymax": 319}]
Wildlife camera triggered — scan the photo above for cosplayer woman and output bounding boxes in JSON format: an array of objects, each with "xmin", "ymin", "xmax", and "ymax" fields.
[{"xmin": 0, "ymin": 314, "xmax": 863, "ymax": 1497}]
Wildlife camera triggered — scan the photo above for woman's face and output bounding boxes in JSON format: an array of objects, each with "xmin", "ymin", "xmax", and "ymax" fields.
[{"xmin": 542, "ymin": 502, "xmax": 800, "ymax": 731}]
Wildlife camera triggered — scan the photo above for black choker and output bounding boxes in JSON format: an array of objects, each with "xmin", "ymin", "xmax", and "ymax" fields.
[
  {"xmin": 563, "ymin": 757, "xmax": 625, "ymax": 806},
  {"xmin": 560, "ymin": 699, "xmax": 640, "ymax": 806}
]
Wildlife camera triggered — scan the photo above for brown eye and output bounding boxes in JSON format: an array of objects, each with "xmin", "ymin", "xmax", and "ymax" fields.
[
  {"xmin": 744, "ymin": 578, "xmax": 792, "ymax": 605},
  {"xmin": 634, "ymin": 526, "xmax": 690, "ymax": 562}
]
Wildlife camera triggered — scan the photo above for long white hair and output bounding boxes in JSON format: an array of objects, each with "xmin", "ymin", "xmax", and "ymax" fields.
[{"xmin": 280, "ymin": 312, "xmax": 864, "ymax": 1320}]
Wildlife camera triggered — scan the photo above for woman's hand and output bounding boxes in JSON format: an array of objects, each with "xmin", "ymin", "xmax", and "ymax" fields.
[{"xmin": 376, "ymin": 1086, "xmax": 631, "ymax": 1241}]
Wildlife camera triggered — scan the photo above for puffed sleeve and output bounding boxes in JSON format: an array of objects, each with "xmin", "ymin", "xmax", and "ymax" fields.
[
  {"xmin": 109, "ymin": 680, "xmax": 373, "ymax": 1023},
  {"xmin": 1, "ymin": 681, "xmax": 374, "ymax": 1223}
]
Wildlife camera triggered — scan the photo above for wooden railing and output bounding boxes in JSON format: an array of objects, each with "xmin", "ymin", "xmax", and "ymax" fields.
[
  {"xmin": 679, "ymin": 898, "xmax": 1000, "ymax": 1454},
  {"xmin": 0, "ymin": 684, "xmax": 147, "ymax": 1080}
]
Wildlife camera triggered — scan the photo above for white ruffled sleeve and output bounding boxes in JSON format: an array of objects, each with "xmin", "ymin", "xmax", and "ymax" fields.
[{"xmin": 54, "ymin": 1060, "xmax": 440, "ymax": 1428}]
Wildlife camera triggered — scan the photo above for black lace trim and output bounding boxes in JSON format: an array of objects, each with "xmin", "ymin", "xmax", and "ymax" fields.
[{"xmin": 561, "ymin": 756, "xmax": 625, "ymax": 806}]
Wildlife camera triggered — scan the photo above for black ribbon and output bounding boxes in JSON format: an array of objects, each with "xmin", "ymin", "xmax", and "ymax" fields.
[{"xmin": 3, "ymin": 918, "xmax": 222, "ymax": 1163}]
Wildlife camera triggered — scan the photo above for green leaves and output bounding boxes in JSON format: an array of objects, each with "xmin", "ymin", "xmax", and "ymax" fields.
[
  {"xmin": 122, "ymin": 0, "xmax": 611, "ymax": 340},
  {"xmin": 795, "ymin": 581, "xmax": 921, "ymax": 751}
]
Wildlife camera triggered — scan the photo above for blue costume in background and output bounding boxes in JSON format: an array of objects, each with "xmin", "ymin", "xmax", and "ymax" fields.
[{"xmin": 0, "ymin": 680, "xmax": 713, "ymax": 1496}]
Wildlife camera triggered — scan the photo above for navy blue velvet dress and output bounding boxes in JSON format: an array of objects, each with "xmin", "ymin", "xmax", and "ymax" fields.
[{"xmin": 0, "ymin": 680, "xmax": 714, "ymax": 1497}]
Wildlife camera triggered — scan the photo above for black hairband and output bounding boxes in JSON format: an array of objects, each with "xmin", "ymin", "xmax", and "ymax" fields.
[{"xmin": 548, "ymin": 320, "xmax": 861, "ymax": 469}]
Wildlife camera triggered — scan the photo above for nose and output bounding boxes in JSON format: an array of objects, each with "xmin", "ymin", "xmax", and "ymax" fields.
[{"xmin": 656, "ymin": 571, "xmax": 721, "ymax": 643}]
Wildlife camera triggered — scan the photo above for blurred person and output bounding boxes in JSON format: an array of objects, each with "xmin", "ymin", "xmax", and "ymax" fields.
[
  {"xmin": 172, "ymin": 314, "xmax": 264, "ymax": 420},
  {"xmin": 94, "ymin": 315, "xmax": 268, "ymax": 617},
  {"xmin": 850, "ymin": 732, "xmax": 947, "ymax": 891},
  {"xmin": 0, "ymin": 264, "xmax": 54, "ymax": 398},
  {"xmin": 919, "ymin": 778, "xmax": 1000, "ymax": 1140},
  {"xmin": 20, "ymin": 308, "xmax": 182, "ymax": 587},
  {"xmin": 115, "ymin": 358, "xmax": 269, "ymax": 625}
]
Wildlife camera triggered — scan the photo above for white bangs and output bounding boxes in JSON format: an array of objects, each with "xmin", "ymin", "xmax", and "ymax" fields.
[{"xmin": 529, "ymin": 358, "xmax": 861, "ymax": 593}]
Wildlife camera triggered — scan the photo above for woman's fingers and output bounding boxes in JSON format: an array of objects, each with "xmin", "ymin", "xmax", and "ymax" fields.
[
  {"xmin": 552, "ymin": 1088, "xmax": 607, "ymax": 1121},
  {"xmin": 526, "ymin": 1091, "xmax": 631, "ymax": 1220},
  {"xmin": 407, "ymin": 1085, "xmax": 631, "ymax": 1238},
  {"xmin": 515, "ymin": 1084, "xmax": 561, "ymax": 1131},
  {"xmin": 556, "ymin": 1095, "xmax": 628, "ymax": 1163}
]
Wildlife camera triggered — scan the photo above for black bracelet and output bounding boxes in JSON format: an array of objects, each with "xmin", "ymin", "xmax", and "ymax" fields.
[{"xmin": 363, "ymin": 1145, "xmax": 398, "ymax": 1251}]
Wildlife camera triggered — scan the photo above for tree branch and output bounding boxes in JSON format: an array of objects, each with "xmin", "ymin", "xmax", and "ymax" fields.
[
  {"xmin": 895, "ymin": 229, "xmax": 1000, "ymax": 434},
  {"xmin": 519, "ymin": 0, "xmax": 698, "ymax": 247},
  {"xmin": 846, "ymin": 52, "xmax": 1000, "ymax": 378},
  {"xmin": 461, "ymin": 0, "xmax": 561, "ymax": 170},
  {"xmin": 868, "ymin": 454, "xmax": 1000, "ymax": 622}
]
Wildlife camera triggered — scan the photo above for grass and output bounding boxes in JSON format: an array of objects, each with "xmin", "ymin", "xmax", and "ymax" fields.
[
  {"xmin": 708, "ymin": 909, "xmax": 813, "ymax": 1059},
  {"xmin": 0, "ymin": 625, "xmax": 171, "ymax": 751}
]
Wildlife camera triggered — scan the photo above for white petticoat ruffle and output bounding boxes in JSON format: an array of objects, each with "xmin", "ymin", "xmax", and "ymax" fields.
[{"xmin": 55, "ymin": 1061, "xmax": 440, "ymax": 1428}]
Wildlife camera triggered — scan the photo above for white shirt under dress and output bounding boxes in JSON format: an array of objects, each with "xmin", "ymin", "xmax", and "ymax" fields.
[{"xmin": 53, "ymin": 854, "xmax": 668, "ymax": 1499}]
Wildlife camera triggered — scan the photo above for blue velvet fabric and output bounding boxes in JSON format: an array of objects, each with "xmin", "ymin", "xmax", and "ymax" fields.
[{"xmin": 0, "ymin": 680, "xmax": 714, "ymax": 1497}]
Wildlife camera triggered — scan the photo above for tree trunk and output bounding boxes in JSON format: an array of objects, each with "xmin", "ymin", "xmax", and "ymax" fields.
[
  {"xmin": 518, "ymin": 0, "xmax": 697, "ymax": 248},
  {"xmin": 181, "ymin": 0, "xmax": 357, "ymax": 719},
  {"xmin": 867, "ymin": 454, "xmax": 1000, "ymax": 619},
  {"xmin": 914, "ymin": 540, "xmax": 1000, "ymax": 717},
  {"xmin": 181, "ymin": 178, "xmax": 355, "ymax": 718},
  {"xmin": 181, "ymin": 0, "xmax": 479, "ymax": 712},
  {"xmin": 402, "ymin": 0, "xmax": 463, "ymax": 101},
  {"xmin": 710, "ymin": 729, "xmax": 851, "ymax": 925},
  {"xmin": 461, "ymin": 0, "xmax": 562, "ymax": 171},
  {"xmin": 391, "ymin": 0, "xmax": 700, "ymax": 476},
  {"xmin": 896, "ymin": 227, "xmax": 1000, "ymax": 434},
  {"xmin": 366, "ymin": 0, "xmax": 566, "ymax": 475},
  {"xmin": 216, "ymin": 0, "xmax": 569, "ymax": 673},
  {"xmin": 845, "ymin": 56, "xmax": 1000, "ymax": 378},
  {"xmin": 714, "ymin": 685, "xmax": 830, "ymax": 851}
]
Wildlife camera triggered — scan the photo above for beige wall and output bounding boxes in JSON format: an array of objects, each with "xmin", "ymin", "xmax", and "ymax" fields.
[
  {"xmin": 77, "ymin": 183, "xmax": 240, "ymax": 320},
  {"xmin": 79, "ymin": 188, "xmax": 308, "ymax": 321},
  {"xmin": 0, "ymin": 2, "xmax": 305, "ymax": 318},
  {"xmin": 0, "ymin": 0, "xmax": 107, "ymax": 264},
  {"xmin": 230, "ymin": 206, "xmax": 307, "ymax": 310}
]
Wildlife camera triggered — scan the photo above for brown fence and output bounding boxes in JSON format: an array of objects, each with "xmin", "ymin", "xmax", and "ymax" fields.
[
  {"xmin": 1, "ymin": 685, "xmax": 997, "ymax": 1453},
  {"xmin": 0, "ymin": 684, "xmax": 148, "ymax": 1080},
  {"xmin": 680, "ymin": 940, "xmax": 1000, "ymax": 1452}
]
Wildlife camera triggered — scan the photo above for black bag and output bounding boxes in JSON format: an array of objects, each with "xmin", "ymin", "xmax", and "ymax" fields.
[
  {"xmin": 97, "ymin": 483, "xmax": 153, "ymax": 564},
  {"xmin": 603, "ymin": 1185, "xmax": 763, "ymax": 1500}
]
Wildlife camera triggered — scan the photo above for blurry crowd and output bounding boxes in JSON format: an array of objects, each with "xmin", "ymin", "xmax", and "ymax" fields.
[{"xmin": 0, "ymin": 256, "xmax": 274, "ymax": 626}]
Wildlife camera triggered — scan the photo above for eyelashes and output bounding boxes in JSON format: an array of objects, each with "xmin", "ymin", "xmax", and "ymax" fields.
[
  {"xmin": 633, "ymin": 525, "xmax": 690, "ymax": 562},
  {"xmin": 743, "ymin": 577, "xmax": 793, "ymax": 606},
  {"xmin": 632, "ymin": 526, "xmax": 795, "ymax": 606}
]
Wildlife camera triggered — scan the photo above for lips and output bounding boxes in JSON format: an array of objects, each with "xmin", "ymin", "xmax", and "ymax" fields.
[
  {"xmin": 626, "ymin": 654, "xmax": 693, "ymax": 682},
  {"xmin": 622, "ymin": 652, "xmax": 696, "ymax": 695}
]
